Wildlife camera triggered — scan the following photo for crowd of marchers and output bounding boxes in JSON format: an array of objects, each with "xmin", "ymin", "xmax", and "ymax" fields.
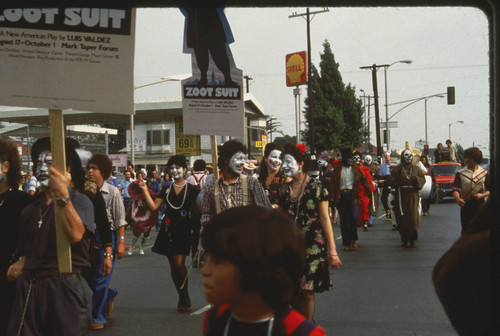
[{"xmin": 0, "ymin": 136, "xmax": 491, "ymax": 336}]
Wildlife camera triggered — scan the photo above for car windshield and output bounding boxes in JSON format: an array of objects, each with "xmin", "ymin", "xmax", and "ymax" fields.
[{"xmin": 432, "ymin": 165, "xmax": 460, "ymax": 176}]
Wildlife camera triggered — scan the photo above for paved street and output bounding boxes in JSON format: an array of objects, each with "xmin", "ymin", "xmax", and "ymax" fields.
[{"xmin": 96, "ymin": 200, "xmax": 460, "ymax": 335}]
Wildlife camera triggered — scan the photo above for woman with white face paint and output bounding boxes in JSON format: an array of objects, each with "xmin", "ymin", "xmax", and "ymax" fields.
[
  {"xmin": 277, "ymin": 143, "xmax": 342, "ymax": 321},
  {"xmin": 139, "ymin": 155, "xmax": 199, "ymax": 312},
  {"xmin": 257, "ymin": 142, "xmax": 287, "ymax": 207}
]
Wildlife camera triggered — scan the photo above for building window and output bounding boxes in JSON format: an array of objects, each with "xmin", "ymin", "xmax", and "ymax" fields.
[{"xmin": 147, "ymin": 130, "xmax": 170, "ymax": 145}]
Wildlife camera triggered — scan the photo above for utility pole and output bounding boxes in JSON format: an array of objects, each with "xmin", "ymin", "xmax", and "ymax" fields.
[
  {"xmin": 243, "ymin": 75, "xmax": 253, "ymax": 93},
  {"xmin": 360, "ymin": 64, "xmax": 388, "ymax": 158},
  {"xmin": 289, "ymin": 7, "xmax": 329, "ymax": 154}
]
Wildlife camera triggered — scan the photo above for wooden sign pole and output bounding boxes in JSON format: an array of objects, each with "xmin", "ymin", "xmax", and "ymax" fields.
[
  {"xmin": 210, "ymin": 135, "xmax": 219, "ymax": 180},
  {"xmin": 49, "ymin": 109, "xmax": 72, "ymax": 273}
]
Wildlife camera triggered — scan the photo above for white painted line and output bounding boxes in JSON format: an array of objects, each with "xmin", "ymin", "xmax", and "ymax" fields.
[{"xmin": 191, "ymin": 304, "xmax": 211, "ymax": 316}]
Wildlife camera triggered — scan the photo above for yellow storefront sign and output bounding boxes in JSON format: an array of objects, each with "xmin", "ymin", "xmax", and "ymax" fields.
[{"xmin": 175, "ymin": 117, "xmax": 201, "ymax": 156}]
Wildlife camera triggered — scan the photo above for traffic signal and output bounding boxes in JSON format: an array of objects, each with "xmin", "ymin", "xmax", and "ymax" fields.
[
  {"xmin": 424, "ymin": 144, "xmax": 429, "ymax": 155},
  {"xmin": 447, "ymin": 86, "xmax": 455, "ymax": 105}
]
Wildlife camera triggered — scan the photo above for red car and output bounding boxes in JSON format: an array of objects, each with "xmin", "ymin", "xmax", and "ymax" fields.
[{"xmin": 430, "ymin": 162, "xmax": 462, "ymax": 202}]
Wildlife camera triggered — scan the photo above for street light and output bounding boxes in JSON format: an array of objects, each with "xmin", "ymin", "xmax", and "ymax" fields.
[
  {"xmin": 449, "ymin": 120, "xmax": 464, "ymax": 139},
  {"xmin": 383, "ymin": 60, "xmax": 412, "ymax": 151},
  {"xmin": 131, "ymin": 73, "xmax": 191, "ymax": 167}
]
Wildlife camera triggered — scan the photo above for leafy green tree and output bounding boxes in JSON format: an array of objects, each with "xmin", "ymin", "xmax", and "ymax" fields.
[
  {"xmin": 302, "ymin": 40, "xmax": 366, "ymax": 152},
  {"xmin": 273, "ymin": 134, "xmax": 297, "ymax": 147}
]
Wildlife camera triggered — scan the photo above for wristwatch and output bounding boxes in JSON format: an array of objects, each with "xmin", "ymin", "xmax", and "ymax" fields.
[
  {"xmin": 119, "ymin": 236, "xmax": 125, "ymax": 241},
  {"xmin": 56, "ymin": 196, "xmax": 71, "ymax": 207}
]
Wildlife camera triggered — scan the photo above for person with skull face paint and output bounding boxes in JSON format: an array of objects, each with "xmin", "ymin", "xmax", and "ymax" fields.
[
  {"xmin": 352, "ymin": 151, "xmax": 374, "ymax": 232},
  {"xmin": 329, "ymin": 148, "xmax": 372, "ymax": 251},
  {"xmin": 200, "ymin": 140, "xmax": 272, "ymax": 226},
  {"xmin": 364, "ymin": 154, "xmax": 380, "ymax": 226},
  {"xmin": 257, "ymin": 142, "xmax": 287, "ymax": 207},
  {"xmin": 388, "ymin": 145, "xmax": 426, "ymax": 248},
  {"xmin": 7, "ymin": 137, "xmax": 94, "ymax": 335},
  {"xmin": 0, "ymin": 139, "xmax": 33, "ymax": 335},
  {"xmin": 139, "ymin": 154, "xmax": 199, "ymax": 312},
  {"xmin": 277, "ymin": 143, "xmax": 341, "ymax": 321}
]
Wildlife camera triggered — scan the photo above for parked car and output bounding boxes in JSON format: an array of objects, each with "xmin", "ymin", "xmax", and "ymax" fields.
[{"xmin": 430, "ymin": 162, "xmax": 461, "ymax": 202}]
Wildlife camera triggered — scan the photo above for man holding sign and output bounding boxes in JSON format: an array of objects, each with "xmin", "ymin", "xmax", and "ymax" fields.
[{"xmin": 7, "ymin": 138, "xmax": 94, "ymax": 336}]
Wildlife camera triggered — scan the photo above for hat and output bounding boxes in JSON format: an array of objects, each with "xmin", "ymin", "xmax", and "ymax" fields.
[
  {"xmin": 397, "ymin": 141, "xmax": 422, "ymax": 157},
  {"xmin": 244, "ymin": 162, "xmax": 257, "ymax": 170}
]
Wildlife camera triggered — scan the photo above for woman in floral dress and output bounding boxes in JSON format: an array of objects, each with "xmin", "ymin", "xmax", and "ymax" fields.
[
  {"xmin": 257, "ymin": 142, "xmax": 287, "ymax": 207},
  {"xmin": 277, "ymin": 143, "xmax": 342, "ymax": 321}
]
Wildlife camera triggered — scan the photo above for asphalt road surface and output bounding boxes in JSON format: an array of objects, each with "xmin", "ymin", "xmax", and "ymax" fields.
[{"xmin": 96, "ymin": 200, "xmax": 460, "ymax": 335}]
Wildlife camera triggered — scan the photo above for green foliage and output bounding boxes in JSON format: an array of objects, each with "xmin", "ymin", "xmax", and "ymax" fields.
[
  {"xmin": 273, "ymin": 134, "xmax": 297, "ymax": 147},
  {"xmin": 302, "ymin": 40, "xmax": 366, "ymax": 153}
]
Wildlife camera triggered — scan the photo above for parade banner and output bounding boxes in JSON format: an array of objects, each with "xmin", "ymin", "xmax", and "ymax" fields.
[
  {"xmin": 285, "ymin": 51, "xmax": 307, "ymax": 87},
  {"xmin": 0, "ymin": 8, "xmax": 135, "ymax": 114},
  {"xmin": 180, "ymin": 8, "xmax": 244, "ymax": 137}
]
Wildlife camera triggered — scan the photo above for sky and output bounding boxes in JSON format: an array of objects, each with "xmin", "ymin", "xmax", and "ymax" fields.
[{"xmin": 133, "ymin": 6, "xmax": 490, "ymax": 155}]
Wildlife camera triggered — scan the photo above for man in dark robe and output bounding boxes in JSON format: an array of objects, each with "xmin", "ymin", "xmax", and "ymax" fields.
[{"xmin": 388, "ymin": 148, "xmax": 426, "ymax": 247}]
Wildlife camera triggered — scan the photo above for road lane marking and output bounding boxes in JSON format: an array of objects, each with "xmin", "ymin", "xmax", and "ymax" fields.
[{"xmin": 191, "ymin": 304, "xmax": 211, "ymax": 315}]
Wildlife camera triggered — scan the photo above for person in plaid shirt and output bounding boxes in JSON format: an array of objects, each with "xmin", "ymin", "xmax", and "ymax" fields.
[{"xmin": 200, "ymin": 140, "xmax": 272, "ymax": 227}]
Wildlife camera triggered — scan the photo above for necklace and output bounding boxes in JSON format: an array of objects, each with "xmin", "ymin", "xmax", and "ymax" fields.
[
  {"xmin": 166, "ymin": 184, "xmax": 187, "ymax": 210},
  {"xmin": 289, "ymin": 175, "xmax": 308, "ymax": 202},
  {"xmin": 402, "ymin": 165, "xmax": 413, "ymax": 180},
  {"xmin": 174, "ymin": 181, "xmax": 186, "ymax": 188},
  {"xmin": 38, "ymin": 203, "xmax": 52, "ymax": 228},
  {"xmin": 224, "ymin": 314, "xmax": 274, "ymax": 336}
]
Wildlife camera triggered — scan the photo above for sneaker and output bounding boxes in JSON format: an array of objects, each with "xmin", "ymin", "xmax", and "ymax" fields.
[
  {"xmin": 363, "ymin": 223, "xmax": 368, "ymax": 232},
  {"xmin": 127, "ymin": 247, "xmax": 133, "ymax": 256},
  {"xmin": 91, "ymin": 323, "xmax": 105, "ymax": 330},
  {"xmin": 139, "ymin": 248, "xmax": 144, "ymax": 255}
]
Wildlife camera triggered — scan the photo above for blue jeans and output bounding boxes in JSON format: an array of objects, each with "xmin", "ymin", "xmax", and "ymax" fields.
[{"xmin": 92, "ymin": 232, "xmax": 118, "ymax": 325}]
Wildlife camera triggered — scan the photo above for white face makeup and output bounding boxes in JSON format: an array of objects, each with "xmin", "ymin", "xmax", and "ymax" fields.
[
  {"xmin": 352, "ymin": 154, "xmax": 361, "ymax": 165},
  {"xmin": 267, "ymin": 149, "xmax": 282, "ymax": 171},
  {"xmin": 36, "ymin": 150, "xmax": 52, "ymax": 187},
  {"xmin": 282, "ymin": 154, "xmax": 300, "ymax": 177},
  {"xmin": 170, "ymin": 165, "xmax": 184, "ymax": 180},
  {"xmin": 228, "ymin": 151, "xmax": 247, "ymax": 175},
  {"xmin": 402, "ymin": 149, "xmax": 413, "ymax": 165}
]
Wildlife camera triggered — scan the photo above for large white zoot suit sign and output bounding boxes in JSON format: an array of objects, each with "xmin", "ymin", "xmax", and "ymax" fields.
[{"xmin": 0, "ymin": 7, "xmax": 135, "ymax": 114}]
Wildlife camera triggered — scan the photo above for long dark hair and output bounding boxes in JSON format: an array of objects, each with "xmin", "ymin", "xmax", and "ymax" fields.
[
  {"xmin": 31, "ymin": 137, "xmax": 85, "ymax": 191},
  {"xmin": 258, "ymin": 142, "xmax": 283, "ymax": 184},
  {"xmin": 0, "ymin": 138, "xmax": 22, "ymax": 188}
]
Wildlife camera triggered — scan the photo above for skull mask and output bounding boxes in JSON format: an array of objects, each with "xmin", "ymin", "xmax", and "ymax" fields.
[
  {"xmin": 352, "ymin": 154, "xmax": 361, "ymax": 166},
  {"xmin": 364, "ymin": 155, "xmax": 373, "ymax": 166},
  {"xmin": 402, "ymin": 149, "xmax": 413, "ymax": 165}
]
